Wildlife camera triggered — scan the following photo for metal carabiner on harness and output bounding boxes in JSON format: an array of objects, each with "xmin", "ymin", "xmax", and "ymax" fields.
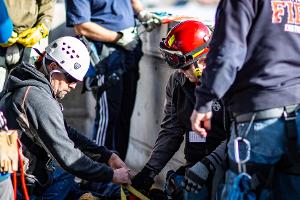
[
  {"xmin": 233, "ymin": 113, "xmax": 256, "ymax": 173},
  {"xmin": 234, "ymin": 137, "xmax": 251, "ymax": 173}
]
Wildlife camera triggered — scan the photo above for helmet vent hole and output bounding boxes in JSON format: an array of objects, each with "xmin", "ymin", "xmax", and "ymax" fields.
[
  {"xmin": 62, "ymin": 48, "xmax": 65, "ymax": 51},
  {"xmin": 70, "ymin": 55, "xmax": 74, "ymax": 59},
  {"xmin": 67, "ymin": 46, "xmax": 71, "ymax": 49},
  {"xmin": 72, "ymin": 50, "xmax": 75, "ymax": 53},
  {"xmin": 66, "ymin": 51, "xmax": 70, "ymax": 54},
  {"xmin": 60, "ymin": 60, "xmax": 65, "ymax": 64},
  {"xmin": 52, "ymin": 43, "xmax": 57, "ymax": 48},
  {"xmin": 63, "ymin": 42, "xmax": 66, "ymax": 45},
  {"xmin": 76, "ymin": 55, "xmax": 79, "ymax": 58}
]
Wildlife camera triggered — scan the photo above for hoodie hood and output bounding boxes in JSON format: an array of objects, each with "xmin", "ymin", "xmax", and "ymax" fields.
[{"xmin": 6, "ymin": 63, "xmax": 53, "ymax": 95}]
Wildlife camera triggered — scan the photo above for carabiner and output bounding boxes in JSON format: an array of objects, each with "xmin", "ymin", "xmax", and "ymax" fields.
[{"xmin": 234, "ymin": 136, "xmax": 251, "ymax": 173}]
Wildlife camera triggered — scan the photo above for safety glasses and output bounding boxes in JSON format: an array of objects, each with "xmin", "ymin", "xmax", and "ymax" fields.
[
  {"xmin": 159, "ymin": 45, "xmax": 186, "ymax": 69},
  {"xmin": 64, "ymin": 73, "xmax": 79, "ymax": 84},
  {"xmin": 59, "ymin": 68, "xmax": 79, "ymax": 84},
  {"xmin": 159, "ymin": 38, "xmax": 210, "ymax": 69}
]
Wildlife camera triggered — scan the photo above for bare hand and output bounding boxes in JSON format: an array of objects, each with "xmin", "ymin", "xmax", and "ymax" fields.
[
  {"xmin": 112, "ymin": 167, "xmax": 131, "ymax": 185},
  {"xmin": 190, "ymin": 110, "xmax": 212, "ymax": 137},
  {"xmin": 108, "ymin": 153, "xmax": 128, "ymax": 170}
]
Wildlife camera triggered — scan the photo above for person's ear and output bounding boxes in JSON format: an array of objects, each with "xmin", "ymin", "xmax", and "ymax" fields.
[{"xmin": 48, "ymin": 61, "xmax": 59, "ymax": 71}]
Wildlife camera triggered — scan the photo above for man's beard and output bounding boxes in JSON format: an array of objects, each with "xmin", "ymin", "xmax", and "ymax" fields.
[{"xmin": 56, "ymin": 91, "xmax": 67, "ymax": 99}]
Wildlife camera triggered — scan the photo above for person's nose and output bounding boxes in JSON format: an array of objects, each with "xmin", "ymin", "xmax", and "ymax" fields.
[{"xmin": 68, "ymin": 82, "xmax": 77, "ymax": 89}]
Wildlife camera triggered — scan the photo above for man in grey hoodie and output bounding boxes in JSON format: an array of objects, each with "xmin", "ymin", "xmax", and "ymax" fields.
[{"xmin": 0, "ymin": 36, "xmax": 131, "ymax": 199}]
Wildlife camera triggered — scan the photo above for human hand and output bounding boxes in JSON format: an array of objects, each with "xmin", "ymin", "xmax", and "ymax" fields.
[
  {"xmin": 0, "ymin": 130, "xmax": 19, "ymax": 173},
  {"xmin": 190, "ymin": 110, "xmax": 212, "ymax": 137},
  {"xmin": 17, "ymin": 23, "xmax": 49, "ymax": 47},
  {"xmin": 116, "ymin": 27, "xmax": 139, "ymax": 51},
  {"xmin": 108, "ymin": 153, "xmax": 128, "ymax": 170},
  {"xmin": 182, "ymin": 159, "xmax": 210, "ymax": 193},
  {"xmin": 137, "ymin": 10, "xmax": 161, "ymax": 32},
  {"xmin": 112, "ymin": 167, "xmax": 131, "ymax": 184},
  {"xmin": 0, "ymin": 31, "xmax": 18, "ymax": 47}
]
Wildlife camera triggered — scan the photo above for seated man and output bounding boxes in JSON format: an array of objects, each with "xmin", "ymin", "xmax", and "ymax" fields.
[
  {"xmin": 132, "ymin": 20, "xmax": 229, "ymax": 200},
  {"xmin": 0, "ymin": 36, "xmax": 131, "ymax": 199}
]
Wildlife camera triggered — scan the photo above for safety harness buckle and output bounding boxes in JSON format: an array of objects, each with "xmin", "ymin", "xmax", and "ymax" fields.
[{"xmin": 283, "ymin": 110, "xmax": 297, "ymax": 121}]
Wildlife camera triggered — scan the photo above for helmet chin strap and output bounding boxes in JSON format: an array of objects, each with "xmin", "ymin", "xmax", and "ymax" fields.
[
  {"xmin": 42, "ymin": 56, "xmax": 50, "ymax": 76},
  {"xmin": 193, "ymin": 61, "xmax": 202, "ymax": 79},
  {"xmin": 42, "ymin": 54, "xmax": 63, "ymax": 83}
]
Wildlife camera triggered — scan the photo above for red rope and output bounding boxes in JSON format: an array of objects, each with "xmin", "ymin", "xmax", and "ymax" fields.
[
  {"xmin": 13, "ymin": 171, "xmax": 17, "ymax": 200},
  {"xmin": 18, "ymin": 140, "xmax": 30, "ymax": 200}
]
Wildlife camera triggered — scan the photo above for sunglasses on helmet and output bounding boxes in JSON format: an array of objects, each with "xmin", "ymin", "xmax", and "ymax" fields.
[{"xmin": 159, "ymin": 38, "xmax": 210, "ymax": 69}]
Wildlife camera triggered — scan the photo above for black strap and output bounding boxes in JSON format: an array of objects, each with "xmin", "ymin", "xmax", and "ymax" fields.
[{"xmin": 284, "ymin": 105, "xmax": 299, "ymax": 162}]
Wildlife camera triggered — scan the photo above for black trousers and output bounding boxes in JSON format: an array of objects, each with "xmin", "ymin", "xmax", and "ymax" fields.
[{"xmin": 93, "ymin": 41, "xmax": 143, "ymax": 160}]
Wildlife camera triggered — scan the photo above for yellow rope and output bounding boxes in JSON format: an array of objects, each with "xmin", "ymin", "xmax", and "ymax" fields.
[{"xmin": 121, "ymin": 185, "xmax": 150, "ymax": 200}]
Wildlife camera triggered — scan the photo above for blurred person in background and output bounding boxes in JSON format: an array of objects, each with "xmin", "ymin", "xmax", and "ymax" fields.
[
  {"xmin": 0, "ymin": 1, "xmax": 15, "ymax": 199},
  {"xmin": 0, "ymin": 0, "xmax": 13, "ymax": 43},
  {"xmin": 0, "ymin": 111, "xmax": 18, "ymax": 200},
  {"xmin": 66, "ymin": 0, "xmax": 161, "ymax": 162},
  {"xmin": 0, "ymin": 0, "xmax": 55, "ymax": 93}
]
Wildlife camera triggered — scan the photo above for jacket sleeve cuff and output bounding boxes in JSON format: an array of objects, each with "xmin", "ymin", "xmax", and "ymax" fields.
[
  {"xmin": 94, "ymin": 165, "xmax": 114, "ymax": 182},
  {"xmin": 194, "ymin": 98, "xmax": 212, "ymax": 113},
  {"xmin": 97, "ymin": 146, "xmax": 113, "ymax": 163},
  {"xmin": 103, "ymin": 167, "xmax": 114, "ymax": 182}
]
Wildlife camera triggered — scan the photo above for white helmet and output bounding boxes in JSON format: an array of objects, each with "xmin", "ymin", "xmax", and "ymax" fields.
[{"xmin": 45, "ymin": 36, "xmax": 90, "ymax": 81}]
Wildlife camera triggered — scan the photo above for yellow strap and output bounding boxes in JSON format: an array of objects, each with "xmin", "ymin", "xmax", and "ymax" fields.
[
  {"xmin": 121, "ymin": 185, "xmax": 150, "ymax": 200},
  {"xmin": 121, "ymin": 186, "xmax": 127, "ymax": 200}
]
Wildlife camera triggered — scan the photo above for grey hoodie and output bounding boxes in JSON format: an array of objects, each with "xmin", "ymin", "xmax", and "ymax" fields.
[{"xmin": 0, "ymin": 63, "xmax": 114, "ymax": 184}]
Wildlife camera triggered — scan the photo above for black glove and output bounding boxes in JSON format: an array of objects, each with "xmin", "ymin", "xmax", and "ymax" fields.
[
  {"xmin": 182, "ymin": 157, "xmax": 212, "ymax": 193},
  {"xmin": 165, "ymin": 170, "xmax": 183, "ymax": 200},
  {"xmin": 131, "ymin": 166, "xmax": 156, "ymax": 196}
]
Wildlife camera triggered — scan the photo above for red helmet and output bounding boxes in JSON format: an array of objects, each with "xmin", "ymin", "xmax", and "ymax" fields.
[{"xmin": 160, "ymin": 20, "xmax": 211, "ymax": 69}]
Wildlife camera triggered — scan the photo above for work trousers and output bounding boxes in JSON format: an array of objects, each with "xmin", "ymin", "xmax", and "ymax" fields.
[
  {"xmin": 93, "ymin": 41, "xmax": 143, "ymax": 160},
  {"xmin": 221, "ymin": 110, "xmax": 300, "ymax": 199}
]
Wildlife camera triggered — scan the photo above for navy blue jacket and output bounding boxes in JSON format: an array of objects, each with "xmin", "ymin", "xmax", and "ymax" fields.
[{"xmin": 195, "ymin": 0, "xmax": 300, "ymax": 114}]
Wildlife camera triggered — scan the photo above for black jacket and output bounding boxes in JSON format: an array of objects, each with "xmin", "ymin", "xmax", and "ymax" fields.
[
  {"xmin": 146, "ymin": 71, "xmax": 229, "ymax": 173},
  {"xmin": 195, "ymin": 0, "xmax": 300, "ymax": 114},
  {"xmin": 0, "ymin": 63, "xmax": 114, "ymax": 185}
]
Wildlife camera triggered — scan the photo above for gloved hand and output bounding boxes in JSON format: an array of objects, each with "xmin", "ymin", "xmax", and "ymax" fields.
[
  {"xmin": 182, "ymin": 158, "xmax": 211, "ymax": 193},
  {"xmin": 0, "ymin": 130, "xmax": 19, "ymax": 173},
  {"xmin": 0, "ymin": 31, "xmax": 18, "ymax": 47},
  {"xmin": 137, "ymin": 10, "xmax": 161, "ymax": 32},
  {"xmin": 17, "ymin": 23, "xmax": 49, "ymax": 47},
  {"xmin": 131, "ymin": 166, "xmax": 156, "ymax": 196},
  {"xmin": 116, "ymin": 27, "xmax": 139, "ymax": 51}
]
